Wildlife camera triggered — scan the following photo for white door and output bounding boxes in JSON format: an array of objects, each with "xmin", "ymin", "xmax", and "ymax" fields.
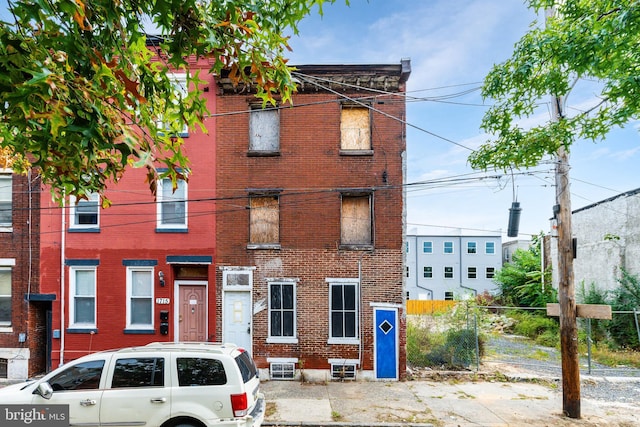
[{"xmin": 223, "ymin": 291, "xmax": 252, "ymax": 354}]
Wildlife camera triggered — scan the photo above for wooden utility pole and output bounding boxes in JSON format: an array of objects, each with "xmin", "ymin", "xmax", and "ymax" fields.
[
  {"xmin": 546, "ymin": 4, "xmax": 581, "ymax": 418},
  {"xmin": 552, "ymin": 95, "xmax": 581, "ymax": 418}
]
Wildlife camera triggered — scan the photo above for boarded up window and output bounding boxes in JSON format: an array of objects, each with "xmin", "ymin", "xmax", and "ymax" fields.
[
  {"xmin": 341, "ymin": 195, "xmax": 371, "ymax": 245},
  {"xmin": 340, "ymin": 106, "xmax": 370, "ymax": 150},
  {"xmin": 249, "ymin": 108, "xmax": 280, "ymax": 152},
  {"xmin": 250, "ymin": 196, "xmax": 279, "ymax": 244}
]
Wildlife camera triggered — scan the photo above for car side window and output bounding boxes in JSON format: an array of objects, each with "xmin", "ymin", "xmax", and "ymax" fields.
[
  {"xmin": 49, "ymin": 360, "xmax": 105, "ymax": 391},
  {"xmin": 111, "ymin": 358, "xmax": 164, "ymax": 388},
  {"xmin": 177, "ymin": 357, "xmax": 227, "ymax": 386}
]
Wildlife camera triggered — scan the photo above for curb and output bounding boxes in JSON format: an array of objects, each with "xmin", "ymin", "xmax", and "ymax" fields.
[{"xmin": 263, "ymin": 423, "xmax": 435, "ymax": 427}]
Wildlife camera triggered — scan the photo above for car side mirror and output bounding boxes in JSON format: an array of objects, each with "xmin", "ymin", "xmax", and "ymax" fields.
[{"xmin": 36, "ymin": 382, "xmax": 54, "ymax": 399}]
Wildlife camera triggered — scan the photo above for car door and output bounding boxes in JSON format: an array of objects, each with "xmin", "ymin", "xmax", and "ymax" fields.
[
  {"xmin": 98, "ymin": 355, "xmax": 171, "ymax": 427},
  {"xmin": 31, "ymin": 358, "xmax": 107, "ymax": 427}
]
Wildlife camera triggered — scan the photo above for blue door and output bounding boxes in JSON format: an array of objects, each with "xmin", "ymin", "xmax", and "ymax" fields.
[{"xmin": 374, "ymin": 307, "xmax": 398, "ymax": 379}]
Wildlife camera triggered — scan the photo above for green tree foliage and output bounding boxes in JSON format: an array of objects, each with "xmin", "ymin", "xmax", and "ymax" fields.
[
  {"xmin": 0, "ymin": 0, "xmax": 337, "ymax": 202},
  {"xmin": 609, "ymin": 269, "xmax": 640, "ymax": 350},
  {"xmin": 469, "ymin": 0, "xmax": 640, "ymax": 171},
  {"xmin": 577, "ymin": 281, "xmax": 610, "ymax": 344},
  {"xmin": 494, "ymin": 237, "xmax": 555, "ymax": 307}
]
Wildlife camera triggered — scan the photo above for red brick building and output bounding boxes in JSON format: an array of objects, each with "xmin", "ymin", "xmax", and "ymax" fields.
[
  {"xmin": 39, "ymin": 57, "xmax": 220, "ymax": 370},
  {"xmin": 214, "ymin": 62, "xmax": 410, "ymax": 380},
  {"xmin": 0, "ymin": 171, "xmax": 48, "ymax": 378}
]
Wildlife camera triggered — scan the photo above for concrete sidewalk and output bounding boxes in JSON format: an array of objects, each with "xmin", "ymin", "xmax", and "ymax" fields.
[{"xmin": 261, "ymin": 376, "xmax": 639, "ymax": 427}]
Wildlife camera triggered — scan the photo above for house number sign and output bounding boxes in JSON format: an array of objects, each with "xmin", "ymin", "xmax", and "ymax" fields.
[{"xmin": 156, "ymin": 298, "xmax": 170, "ymax": 304}]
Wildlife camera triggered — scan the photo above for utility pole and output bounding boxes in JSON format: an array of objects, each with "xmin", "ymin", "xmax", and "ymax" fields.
[{"xmin": 546, "ymin": 3, "xmax": 580, "ymax": 418}]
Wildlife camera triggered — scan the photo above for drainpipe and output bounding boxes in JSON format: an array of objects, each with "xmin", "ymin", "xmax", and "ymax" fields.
[
  {"xmin": 358, "ymin": 256, "xmax": 363, "ymax": 369},
  {"xmin": 60, "ymin": 198, "xmax": 66, "ymax": 366}
]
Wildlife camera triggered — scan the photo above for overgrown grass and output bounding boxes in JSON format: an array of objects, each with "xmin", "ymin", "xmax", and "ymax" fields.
[{"xmin": 590, "ymin": 346, "xmax": 640, "ymax": 369}]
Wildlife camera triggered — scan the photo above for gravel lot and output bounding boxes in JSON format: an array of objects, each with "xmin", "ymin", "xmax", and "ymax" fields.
[{"xmin": 483, "ymin": 335, "xmax": 640, "ymax": 404}]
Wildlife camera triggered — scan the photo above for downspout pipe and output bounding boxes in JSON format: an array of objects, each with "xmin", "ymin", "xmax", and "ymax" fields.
[{"xmin": 60, "ymin": 198, "xmax": 66, "ymax": 366}]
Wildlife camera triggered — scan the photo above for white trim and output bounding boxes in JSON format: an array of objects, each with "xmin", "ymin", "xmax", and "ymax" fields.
[
  {"xmin": 156, "ymin": 177, "xmax": 188, "ymax": 229},
  {"xmin": 267, "ymin": 280, "xmax": 297, "ymax": 342},
  {"xmin": 373, "ymin": 306, "xmax": 399, "ymax": 381},
  {"xmin": 0, "ymin": 259, "xmax": 16, "ymax": 266},
  {"xmin": 125, "ymin": 267, "xmax": 154, "ymax": 330},
  {"xmin": 326, "ymin": 279, "xmax": 360, "ymax": 343},
  {"xmin": 69, "ymin": 193, "xmax": 100, "ymax": 229},
  {"xmin": 369, "ymin": 302, "xmax": 402, "ymax": 309},
  {"xmin": 68, "ymin": 266, "xmax": 97, "ymax": 328},
  {"xmin": 267, "ymin": 357, "xmax": 298, "ymax": 363}
]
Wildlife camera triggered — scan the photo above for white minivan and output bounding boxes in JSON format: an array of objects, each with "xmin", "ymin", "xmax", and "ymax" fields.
[{"xmin": 0, "ymin": 342, "xmax": 264, "ymax": 427}]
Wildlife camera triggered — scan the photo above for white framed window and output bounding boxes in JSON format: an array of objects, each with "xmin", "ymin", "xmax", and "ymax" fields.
[
  {"xmin": 444, "ymin": 241, "xmax": 454, "ymax": 254},
  {"xmin": 69, "ymin": 193, "xmax": 99, "ymax": 229},
  {"xmin": 0, "ymin": 173, "xmax": 12, "ymax": 228},
  {"xmin": 423, "ymin": 241, "xmax": 433, "ymax": 253},
  {"xmin": 327, "ymin": 279, "xmax": 359, "ymax": 344},
  {"xmin": 157, "ymin": 177, "xmax": 187, "ymax": 229},
  {"xmin": 221, "ymin": 269, "xmax": 253, "ymax": 290},
  {"xmin": 486, "ymin": 267, "xmax": 496, "ymax": 279},
  {"xmin": 268, "ymin": 281, "xmax": 297, "ymax": 343},
  {"xmin": 249, "ymin": 106, "xmax": 280, "ymax": 153},
  {"xmin": 467, "ymin": 242, "xmax": 477, "ymax": 254},
  {"xmin": 467, "ymin": 267, "xmax": 477, "ymax": 279},
  {"xmin": 158, "ymin": 73, "xmax": 189, "ymax": 137},
  {"xmin": 0, "ymin": 263, "xmax": 13, "ymax": 326},
  {"xmin": 444, "ymin": 266, "xmax": 454, "ymax": 279},
  {"xmin": 69, "ymin": 267, "xmax": 97, "ymax": 328},
  {"xmin": 423, "ymin": 266, "xmax": 433, "ymax": 278},
  {"xmin": 444, "ymin": 291, "xmax": 454, "ymax": 301},
  {"xmin": 486, "ymin": 242, "xmax": 496, "ymax": 254},
  {"xmin": 126, "ymin": 268, "xmax": 154, "ymax": 329}
]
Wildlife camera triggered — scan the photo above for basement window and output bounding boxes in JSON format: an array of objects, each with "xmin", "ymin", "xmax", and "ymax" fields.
[
  {"xmin": 269, "ymin": 362, "xmax": 296, "ymax": 380},
  {"xmin": 330, "ymin": 362, "xmax": 356, "ymax": 380}
]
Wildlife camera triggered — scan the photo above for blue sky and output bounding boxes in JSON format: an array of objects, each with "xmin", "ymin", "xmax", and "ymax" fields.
[
  {"xmin": 2, "ymin": 1, "xmax": 638, "ymax": 241},
  {"xmin": 286, "ymin": 0, "xmax": 640, "ymax": 240}
]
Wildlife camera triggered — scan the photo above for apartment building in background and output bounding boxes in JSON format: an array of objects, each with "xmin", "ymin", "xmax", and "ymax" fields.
[{"xmin": 406, "ymin": 233, "xmax": 502, "ymax": 300}]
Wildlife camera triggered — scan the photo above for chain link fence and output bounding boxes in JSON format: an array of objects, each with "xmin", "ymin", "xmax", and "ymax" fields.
[{"xmin": 407, "ymin": 303, "xmax": 640, "ymax": 378}]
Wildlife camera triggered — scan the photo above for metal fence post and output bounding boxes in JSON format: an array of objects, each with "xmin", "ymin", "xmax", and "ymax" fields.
[{"xmin": 586, "ymin": 318, "xmax": 592, "ymax": 375}]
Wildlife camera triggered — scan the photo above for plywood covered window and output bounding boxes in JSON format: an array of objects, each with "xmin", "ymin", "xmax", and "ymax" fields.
[
  {"xmin": 340, "ymin": 193, "xmax": 372, "ymax": 246},
  {"xmin": 340, "ymin": 105, "xmax": 371, "ymax": 151},
  {"xmin": 249, "ymin": 106, "xmax": 280, "ymax": 153},
  {"xmin": 250, "ymin": 195, "xmax": 279, "ymax": 244}
]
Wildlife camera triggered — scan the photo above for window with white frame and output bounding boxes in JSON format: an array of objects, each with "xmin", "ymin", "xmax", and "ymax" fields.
[
  {"xmin": 268, "ymin": 281, "xmax": 296, "ymax": 341},
  {"xmin": 70, "ymin": 267, "xmax": 97, "ymax": 328},
  {"xmin": 423, "ymin": 241, "xmax": 433, "ymax": 253},
  {"xmin": 328, "ymin": 280, "xmax": 358, "ymax": 343},
  {"xmin": 486, "ymin": 241, "xmax": 496, "ymax": 254},
  {"xmin": 340, "ymin": 104, "xmax": 371, "ymax": 151},
  {"xmin": 467, "ymin": 267, "xmax": 477, "ymax": 279},
  {"xmin": 444, "ymin": 241, "xmax": 454, "ymax": 254},
  {"xmin": 0, "ymin": 174, "xmax": 12, "ymax": 228},
  {"xmin": 486, "ymin": 267, "xmax": 495, "ymax": 279},
  {"xmin": 127, "ymin": 268, "xmax": 153, "ymax": 329},
  {"xmin": 0, "ymin": 266, "xmax": 12, "ymax": 326},
  {"xmin": 444, "ymin": 266, "xmax": 454, "ymax": 279},
  {"xmin": 157, "ymin": 177, "xmax": 187, "ymax": 229},
  {"xmin": 70, "ymin": 193, "xmax": 99, "ymax": 229},
  {"xmin": 249, "ymin": 105, "xmax": 279, "ymax": 153},
  {"xmin": 423, "ymin": 266, "xmax": 433, "ymax": 278},
  {"xmin": 340, "ymin": 193, "xmax": 372, "ymax": 247},
  {"xmin": 467, "ymin": 242, "xmax": 477, "ymax": 254},
  {"xmin": 158, "ymin": 73, "xmax": 189, "ymax": 137}
]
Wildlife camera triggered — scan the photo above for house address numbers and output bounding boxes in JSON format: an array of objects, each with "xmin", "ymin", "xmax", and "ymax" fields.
[{"xmin": 156, "ymin": 298, "xmax": 170, "ymax": 304}]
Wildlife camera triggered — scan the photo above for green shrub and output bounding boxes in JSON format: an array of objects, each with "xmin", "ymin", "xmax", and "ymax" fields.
[
  {"xmin": 513, "ymin": 313, "xmax": 558, "ymax": 340},
  {"xmin": 425, "ymin": 328, "xmax": 484, "ymax": 369}
]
